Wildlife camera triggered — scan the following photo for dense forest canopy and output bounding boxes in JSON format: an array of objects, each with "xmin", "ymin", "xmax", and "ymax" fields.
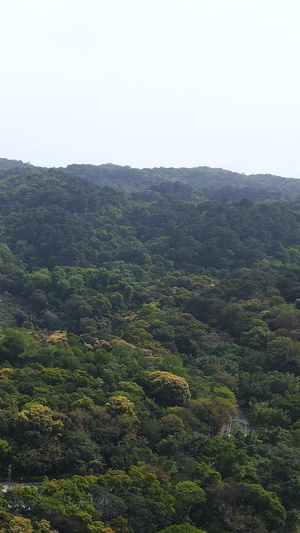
[
  {"xmin": 0, "ymin": 158, "xmax": 299, "ymax": 531},
  {"xmin": 63, "ymin": 162, "xmax": 300, "ymax": 200}
]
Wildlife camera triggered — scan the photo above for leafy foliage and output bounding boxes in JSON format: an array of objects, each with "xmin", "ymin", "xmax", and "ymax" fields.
[{"xmin": 0, "ymin": 159, "xmax": 300, "ymax": 531}]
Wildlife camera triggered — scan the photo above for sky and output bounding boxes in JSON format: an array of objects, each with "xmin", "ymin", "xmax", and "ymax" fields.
[{"xmin": 1, "ymin": 0, "xmax": 300, "ymax": 177}]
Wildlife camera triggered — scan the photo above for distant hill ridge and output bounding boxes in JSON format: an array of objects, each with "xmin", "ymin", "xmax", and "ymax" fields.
[
  {"xmin": 1, "ymin": 157, "xmax": 300, "ymax": 200},
  {"xmin": 0, "ymin": 157, "xmax": 32, "ymax": 169},
  {"xmin": 64, "ymin": 163, "xmax": 300, "ymax": 200}
]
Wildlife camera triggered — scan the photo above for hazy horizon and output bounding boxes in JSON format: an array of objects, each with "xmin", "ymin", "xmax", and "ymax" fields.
[
  {"xmin": 1, "ymin": 1, "xmax": 300, "ymax": 178},
  {"xmin": 2, "ymin": 155, "xmax": 298, "ymax": 180}
]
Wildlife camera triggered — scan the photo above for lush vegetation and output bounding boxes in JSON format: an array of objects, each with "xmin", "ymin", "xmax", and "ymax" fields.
[{"xmin": 0, "ymin": 159, "xmax": 299, "ymax": 531}]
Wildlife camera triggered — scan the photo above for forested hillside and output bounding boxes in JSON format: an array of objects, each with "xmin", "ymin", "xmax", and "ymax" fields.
[
  {"xmin": 0, "ymin": 160, "xmax": 299, "ymax": 532},
  {"xmin": 64, "ymin": 163, "xmax": 300, "ymax": 200}
]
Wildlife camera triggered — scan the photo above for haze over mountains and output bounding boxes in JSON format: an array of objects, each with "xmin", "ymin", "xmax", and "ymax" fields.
[{"xmin": 1, "ymin": 157, "xmax": 300, "ymax": 201}]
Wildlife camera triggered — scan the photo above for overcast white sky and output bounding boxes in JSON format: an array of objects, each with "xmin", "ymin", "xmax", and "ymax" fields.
[{"xmin": 1, "ymin": 0, "xmax": 300, "ymax": 176}]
